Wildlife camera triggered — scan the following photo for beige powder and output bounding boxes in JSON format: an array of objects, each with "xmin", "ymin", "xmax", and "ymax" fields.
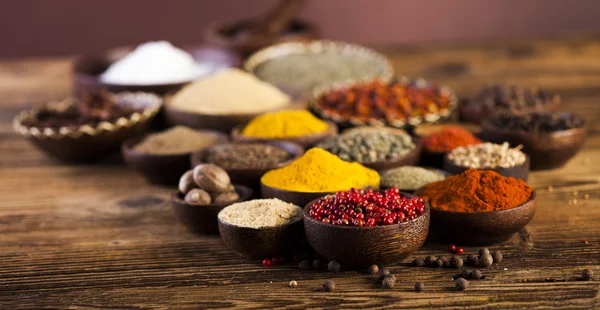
[
  {"xmin": 133, "ymin": 126, "xmax": 222, "ymax": 155},
  {"xmin": 218, "ymin": 199, "xmax": 302, "ymax": 229},
  {"xmin": 168, "ymin": 68, "xmax": 291, "ymax": 115}
]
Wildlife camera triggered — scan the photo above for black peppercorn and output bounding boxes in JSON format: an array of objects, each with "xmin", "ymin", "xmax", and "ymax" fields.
[
  {"xmin": 299, "ymin": 260, "xmax": 312, "ymax": 271},
  {"xmin": 491, "ymin": 251, "xmax": 503, "ymax": 263},
  {"xmin": 582, "ymin": 269, "xmax": 593, "ymax": 281},
  {"xmin": 479, "ymin": 248, "xmax": 490, "ymax": 257},
  {"xmin": 434, "ymin": 259, "xmax": 444, "ymax": 268},
  {"xmin": 384, "ymin": 274, "xmax": 397, "ymax": 283},
  {"xmin": 412, "ymin": 258, "xmax": 425, "ymax": 267},
  {"xmin": 456, "ymin": 278, "xmax": 469, "ymax": 291},
  {"xmin": 414, "ymin": 282, "xmax": 425, "ymax": 292},
  {"xmin": 313, "ymin": 259, "xmax": 326, "ymax": 270},
  {"xmin": 377, "ymin": 268, "xmax": 391, "ymax": 281},
  {"xmin": 367, "ymin": 264, "xmax": 379, "ymax": 275},
  {"xmin": 323, "ymin": 280, "xmax": 336, "ymax": 292},
  {"xmin": 425, "ymin": 255, "xmax": 437, "ymax": 266},
  {"xmin": 451, "ymin": 256, "xmax": 464, "ymax": 269},
  {"xmin": 382, "ymin": 276, "xmax": 395, "ymax": 289},
  {"xmin": 472, "ymin": 270, "xmax": 483, "ymax": 280},
  {"xmin": 461, "ymin": 269, "xmax": 473, "ymax": 279},
  {"xmin": 479, "ymin": 254, "xmax": 493, "ymax": 267},
  {"xmin": 328, "ymin": 260, "xmax": 341, "ymax": 273},
  {"xmin": 467, "ymin": 254, "xmax": 478, "ymax": 266}
]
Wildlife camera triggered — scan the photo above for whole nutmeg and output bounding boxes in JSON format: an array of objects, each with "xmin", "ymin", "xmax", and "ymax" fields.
[
  {"xmin": 193, "ymin": 164, "xmax": 231, "ymax": 192},
  {"xmin": 211, "ymin": 191, "xmax": 240, "ymax": 204},
  {"xmin": 178, "ymin": 170, "xmax": 197, "ymax": 194},
  {"xmin": 184, "ymin": 188, "xmax": 211, "ymax": 205}
]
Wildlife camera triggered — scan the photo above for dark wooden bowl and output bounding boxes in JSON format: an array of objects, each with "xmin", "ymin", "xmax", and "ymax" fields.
[
  {"xmin": 480, "ymin": 119, "xmax": 587, "ymax": 170},
  {"xmin": 303, "ymin": 193, "xmax": 430, "ymax": 268},
  {"xmin": 191, "ymin": 141, "xmax": 304, "ymax": 188},
  {"xmin": 381, "ymin": 168, "xmax": 451, "ymax": 194},
  {"xmin": 172, "ymin": 185, "xmax": 253, "ymax": 235},
  {"xmin": 218, "ymin": 210, "xmax": 305, "ymax": 259},
  {"xmin": 261, "ymin": 182, "xmax": 334, "ymax": 207},
  {"xmin": 122, "ymin": 130, "xmax": 229, "ymax": 185},
  {"xmin": 73, "ymin": 44, "xmax": 241, "ymax": 96},
  {"xmin": 443, "ymin": 154, "xmax": 530, "ymax": 181},
  {"xmin": 204, "ymin": 18, "xmax": 319, "ymax": 57},
  {"xmin": 418, "ymin": 190, "xmax": 537, "ymax": 245},
  {"xmin": 231, "ymin": 121, "xmax": 338, "ymax": 148},
  {"xmin": 360, "ymin": 138, "xmax": 422, "ymax": 172}
]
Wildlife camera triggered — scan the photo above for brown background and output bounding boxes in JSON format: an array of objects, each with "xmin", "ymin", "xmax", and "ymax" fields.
[{"xmin": 3, "ymin": 0, "xmax": 600, "ymax": 58}]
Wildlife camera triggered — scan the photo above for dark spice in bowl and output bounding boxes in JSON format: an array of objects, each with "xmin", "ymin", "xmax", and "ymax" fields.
[
  {"xmin": 316, "ymin": 130, "xmax": 415, "ymax": 163},
  {"xmin": 487, "ymin": 111, "xmax": 584, "ymax": 132},
  {"xmin": 205, "ymin": 143, "xmax": 292, "ymax": 169}
]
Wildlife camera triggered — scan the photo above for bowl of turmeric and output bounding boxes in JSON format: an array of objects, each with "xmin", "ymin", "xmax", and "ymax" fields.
[{"xmin": 416, "ymin": 169, "xmax": 536, "ymax": 245}]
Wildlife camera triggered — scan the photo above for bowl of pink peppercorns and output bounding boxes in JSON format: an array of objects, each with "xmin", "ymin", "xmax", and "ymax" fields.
[{"xmin": 303, "ymin": 188, "xmax": 430, "ymax": 268}]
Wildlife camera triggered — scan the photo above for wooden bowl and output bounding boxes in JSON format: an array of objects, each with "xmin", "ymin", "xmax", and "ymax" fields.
[
  {"xmin": 443, "ymin": 154, "xmax": 530, "ymax": 181},
  {"xmin": 218, "ymin": 209, "xmax": 305, "ymax": 259},
  {"xmin": 231, "ymin": 121, "xmax": 338, "ymax": 148},
  {"xmin": 359, "ymin": 138, "xmax": 421, "ymax": 172},
  {"xmin": 191, "ymin": 141, "xmax": 304, "ymax": 188},
  {"xmin": 73, "ymin": 44, "xmax": 241, "ymax": 96},
  {"xmin": 172, "ymin": 185, "xmax": 253, "ymax": 235},
  {"xmin": 260, "ymin": 182, "xmax": 334, "ymax": 207},
  {"xmin": 164, "ymin": 106, "xmax": 265, "ymax": 133},
  {"xmin": 121, "ymin": 130, "xmax": 229, "ymax": 185},
  {"xmin": 459, "ymin": 96, "xmax": 560, "ymax": 125},
  {"xmin": 303, "ymin": 193, "xmax": 430, "ymax": 268},
  {"xmin": 418, "ymin": 190, "xmax": 537, "ymax": 245},
  {"xmin": 480, "ymin": 118, "xmax": 587, "ymax": 170}
]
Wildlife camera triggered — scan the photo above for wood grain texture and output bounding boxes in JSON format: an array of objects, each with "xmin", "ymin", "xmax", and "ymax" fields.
[{"xmin": 1, "ymin": 37, "xmax": 600, "ymax": 309}]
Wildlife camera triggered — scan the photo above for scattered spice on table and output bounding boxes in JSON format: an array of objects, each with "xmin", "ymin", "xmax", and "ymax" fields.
[
  {"xmin": 472, "ymin": 270, "xmax": 483, "ymax": 280},
  {"xmin": 419, "ymin": 169, "xmax": 533, "ymax": 212},
  {"xmin": 581, "ymin": 269, "xmax": 593, "ymax": 281},
  {"xmin": 315, "ymin": 79, "xmax": 453, "ymax": 126},
  {"xmin": 381, "ymin": 166, "xmax": 446, "ymax": 190},
  {"xmin": 168, "ymin": 68, "xmax": 291, "ymax": 115},
  {"xmin": 253, "ymin": 52, "xmax": 387, "ymax": 95},
  {"xmin": 218, "ymin": 198, "xmax": 302, "ymax": 229},
  {"xmin": 414, "ymin": 282, "xmax": 425, "ymax": 292},
  {"xmin": 377, "ymin": 268, "xmax": 391, "ymax": 281},
  {"xmin": 261, "ymin": 148, "xmax": 380, "ymax": 192},
  {"xmin": 316, "ymin": 130, "xmax": 414, "ymax": 163},
  {"xmin": 322, "ymin": 280, "xmax": 336, "ymax": 292},
  {"xmin": 288, "ymin": 280, "xmax": 298, "ymax": 288},
  {"xmin": 133, "ymin": 126, "xmax": 224, "ymax": 155},
  {"xmin": 447, "ymin": 142, "xmax": 527, "ymax": 169},
  {"xmin": 309, "ymin": 188, "xmax": 425, "ymax": 226},
  {"xmin": 421, "ymin": 126, "xmax": 482, "ymax": 153},
  {"xmin": 241, "ymin": 110, "xmax": 329, "ymax": 139},
  {"xmin": 455, "ymin": 278, "xmax": 469, "ymax": 291},
  {"xmin": 382, "ymin": 276, "xmax": 395, "ymax": 289},
  {"xmin": 328, "ymin": 261, "xmax": 341, "ymax": 273},
  {"xmin": 205, "ymin": 143, "xmax": 292, "ymax": 170},
  {"xmin": 298, "ymin": 260, "xmax": 311, "ymax": 271},
  {"xmin": 368, "ymin": 265, "xmax": 379, "ymax": 275},
  {"xmin": 178, "ymin": 164, "xmax": 239, "ymax": 205},
  {"xmin": 412, "ymin": 258, "xmax": 425, "ymax": 267},
  {"xmin": 487, "ymin": 111, "xmax": 584, "ymax": 132}
]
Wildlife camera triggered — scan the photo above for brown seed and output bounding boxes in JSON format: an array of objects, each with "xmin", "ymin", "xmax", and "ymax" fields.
[
  {"xmin": 328, "ymin": 261, "xmax": 341, "ymax": 273},
  {"xmin": 193, "ymin": 164, "xmax": 231, "ymax": 192},
  {"xmin": 472, "ymin": 270, "xmax": 483, "ymax": 280},
  {"xmin": 478, "ymin": 248, "xmax": 490, "ymax": 257},
  {"xmin": 412, "ymin": 258, "xmax": 425, "ymax": 267},
  {"xmin": 461, "ymin": 269, "xmax": 473, "ymax": 279},
  {"xmin": 313, "ymin": 259, "xmax": 326, "ymax": 270},
  {"xmin": 299, "ymin": 260, "xmax": 311, "ymax": 271},
  {"xmin": 583, "ymin": 240, "xmax": 589, "ymax": 245},
  {"xmin": 451, "ymin": 256, "xmax": 464, "ymax": 268},
  {"xmin": 184, "ymin": 188, "xmax": 211, "ymax": 205},
  {"xmin": 425, "ymin": 255, "xmax": 437, "ymax": 265},
  {"xmin": 479, "ymin": 254, "xmax": 493, "ymax": 267},
  {"xmin": 434, "ymin": 259, "xmax": 444, "ymax": 268},
  {"xmin": 456, "ymin": 278, "xmax": 469, "ymax": 290},
  {"xmin": 289, "ymin": 280, "xmax": 297, "ymax": 288},
  {"xmin": 547, "ymin": 185, "xmax": 554, "ymax": 192},
  {"xmin": 414, "ymin": 282, "xmax": 425, "ymax": 292},
  {"xmin": 382, "ymin": 276, "xmax": 395, "ymax": 289},
  {"xmin": 491, "ymin": 251, "xmax": 503, "ymax": 263},
  {"xmin": 178, "ymin": 169, "xmax": 197, "ymax": 194},
  {"xmin": 582, "ymin": 269, "xmax": 593, "ymax": 281},
  {"xmin": 377, "ymin": 268, "xmax": 391, "ymax": 281},
  {"xmin": 368, "ymin": 264, "xmax": 379, "ymax": 274},
  {"xmin": 323, "ymin": 280, "xmax": 336, "ymax": 292},
  {"xmin": 467, "ymin": 254, "xmax": 478, "ymax": 266},
  {"xmin": 211, "ymin": 191, "xmax": 240, "ymax": 204}
]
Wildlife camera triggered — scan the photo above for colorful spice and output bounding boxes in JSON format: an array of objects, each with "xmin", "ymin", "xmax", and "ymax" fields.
[
  {"xmin": 421, "ymin": 126, "xmax": 482, "ymax": 153},
  {"xmin": 134, "ymin": 126, "xmax": 224, "ymax": 155},
  {"xmin": 308, "ymin": 188, "xmax": 426, "ymax": 226},
  {"xmin": 487, "ymin": 111, "xmax": 584, "ymax": 132},
  {"xmin": 448, "ymin": 142, "xmax": 527, "ymax": 169},
  {"xmin": 316, "ymin": 79, "xmax": 453, "ymax": 126},
  {"xmin": 205, "ymin": 143, "xmax": 291, "ymax": 170},
  {"xmin": 448, "ymin": 244, "xmax": 457, "ymax": 253},
  {"xmin": 419, "ymin": 169, "xmax": 533, "ymax": 212},
  {"xmin": 456, "ymin": 247, "xmax": 464, "ymax": 255},
  {"xmin": 381, "ymin": 166, "xmax": 446, "ymax": 190},
  {"xmin": 316, "ymin": 130, "xmax": 414, "ymax": 163},
  {"xmin": 217, "ymin": 198, "xmax": 302, "ymax": 229},
  {"xmin": 262, "ymin": 258, "xmax": 272, "ymax": 267},
  {"xmin": 241, "ymin": 110, "xmax": 329, "ymax": 139},
  {"xmin": 261, "ymin": 148, "xmax": 380, "ymax": 192}
]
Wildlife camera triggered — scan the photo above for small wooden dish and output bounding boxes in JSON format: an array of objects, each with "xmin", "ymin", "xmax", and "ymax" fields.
[
  {"xmin": 121, "ymin": 130, "xmax": 229, "ymax": 185},
  {"xmin": 218, "ymin": 210, "xmax": 305, "ymax": 259},
  {"xmin": 443, "ymin": 154, "xmax": 530, "ymax": 181},
  {"xmin": 480, "ymin": 117, "xmax": 587, "ymax": 170},
  {"xmin": 172, "ymin": 185, "xmax": 253, "ymax": 235},
  {"xmin": 418, "ymin": 190, "xmax": 537, "ymax": 245},
  {"xmin": 359, "ymin": 138, "xmax": 422, "ymax": 172},
  {"xmin": 303, "ymin": 193, "xmax": 430, "ymax": 268},
  {"xmin": 191, "ymin": 141, "xmax": 304, "ymax": 188},
  {"xmin": 231, "ymin": 121, "xmax": 338, "ymax": 148}
]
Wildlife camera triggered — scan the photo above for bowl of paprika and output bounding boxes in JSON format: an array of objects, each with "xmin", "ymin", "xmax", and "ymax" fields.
[{"xmin": 418, "ymin": 125, "xmax": 482, "ymax": 168}]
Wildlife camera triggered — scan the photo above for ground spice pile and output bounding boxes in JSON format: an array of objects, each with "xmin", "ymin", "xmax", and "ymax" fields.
[
  {"xmin": 133, "ymin": 126, "xmax": 223, "ymax": 155},
  {"xmin": 241, "ymin": 110, "xmax": 329, "ymax": 138},
  {"xmin": 419, "ymin": 169, "xmax": 533, "ymax": 212},
  {"xmin": 218, "ymin": 199, "xmax": 302, "ymax": 228},
  {"xmin": 421, "ymin": 126, "xmax": 481, "ymax": 153}
]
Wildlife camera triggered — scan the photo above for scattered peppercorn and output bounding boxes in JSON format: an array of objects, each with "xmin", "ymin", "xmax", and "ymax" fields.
[
  {"xmin": 412, "ymin": 258, "xmax": 425, "ymax": 267},
  {"xmin": 368, "ymin": 264, "xmax": 379, "ymax": 275},
  {"xmin": 479, "ymin": 254, "xmax": 493, "ymax": 267},
  {"xmin": 472, "ymin": 270, "xmax": 483, "ymax": 280},
  {"xmin": 434, "ymin": 259, "xmax": 444, "ymax": 268},
  {"xmin": 456, "ymin": 247, "xmax": 464, "ymax": 255},
  {"xmin": 584, "ymin": 194, "xmax": 590, "ymax": 200},
  {"xmin": 467, "ymin": 254, "xmax": 478, "ymax": 266},
  {"xmin": 313, "ymin": 259, "xmax": 326, "ymax": 270},
  {"xmin": 323, "ymin": 280, "xmax": 336, "ymax": 292},
  {"xmin": 547, "ymin": 185, "xmax": 554, "ymax": 192},
  {"xmin": 573, "ymin": 190, "xmax": 579, "ymax": 197},
  {"xmin": 414, "ymin": 282, "xmax": 425, "ymax": 292},
  {"xmin": 328, "ymin": 261, "xmax": 341, "ymax": 273},
  {"xmin": 378, "ymin": 268, "xmax": 391, "ymax": 281},
  {"xmin": 455, "ymin": 278, "xmax": 469, "ymax": 291},
  {"xmin": 383, "ymin": 276, "xmax": 395, "ymax": 289},
  {"xmin": 444, "ymin": 259, "xmax": 452, "ymax": 268},
  {"xmin": 451, "ymin": 256, "xmax": 464, "ymax": 269},
  {"xmin": 461, "ymin": 269, "xmax": 473, "ymax": 279},
  {"xmin": 289, "ymin": 280, "xmax": 298, "ymax": 288},
  {"xmin": 425, "ymin": 256, "xmax": 437, "ymax": 266},
  {"xmin": 262, "ymin": 258, "xmax": 272, "ymax": 267},
  {"xmin": 385, "ymin": 274, "xmax": 397, "ymax": 283},
  {"xmin": 299, "ymin": 260, "xmax": 312, "ymax": 271},
  {"xmin": 479, "ymin": 248, "xmax": 490, "ymax": 256},
  {"xmin": 448, "ymin": 244, "xmax": 457, "ymax": 253},
  {"xmin": 582, "ymin": 269, "xmax": 593, "ymax": 281},
  {"xmin": 491, "ymin": 251, "xmax": 503, "ymax": 263}
]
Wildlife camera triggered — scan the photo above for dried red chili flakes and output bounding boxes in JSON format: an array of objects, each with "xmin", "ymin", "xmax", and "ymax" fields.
[{"xmin": 317, "ymin": 80, "xmax": 452, "ymax": 123}]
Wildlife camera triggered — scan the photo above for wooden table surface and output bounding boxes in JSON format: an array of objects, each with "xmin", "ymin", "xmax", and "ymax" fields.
[{"xmin": 1, "ymin": 37, "xmax": 599, "ymax": 309}]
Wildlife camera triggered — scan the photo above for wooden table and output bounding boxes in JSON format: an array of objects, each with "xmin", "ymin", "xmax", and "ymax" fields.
[{"xmin": 1, "ymin": 37, "xmax": 599, "ymax": 309}]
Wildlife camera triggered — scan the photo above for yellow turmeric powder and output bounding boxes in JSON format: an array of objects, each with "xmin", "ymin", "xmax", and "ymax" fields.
[
  {"xmin": 242, "ymin": 110, "xmax": 329, "ymax": 138},
  {"xmin": 261, "ymin": 148, "xmax": 380, "ymax": 192}
]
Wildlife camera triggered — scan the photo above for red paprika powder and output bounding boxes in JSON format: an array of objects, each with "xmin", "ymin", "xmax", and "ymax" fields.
[
  {"xmin": 421, "ymin": 126, "xmax": 481, "ymax": 153},
  {"xmin": 419, "ymin": 169, "xmax": 533, "ymax": 212}
]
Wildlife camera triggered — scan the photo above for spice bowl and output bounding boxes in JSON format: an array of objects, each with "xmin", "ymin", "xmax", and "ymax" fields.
[
  {"xmin": 303, "ymin": 193, "xmax": 430, "ymax": 268},
  {"xmin": 172, "ymin": 185, "xmax": 253, "ymax": 235},
  {"xmin": 360, "ymin": 138, "xmax": 422, "ymax": 171},
  {"xmin": 121, "ymin": 130, "xmax": 229, "ymax": 185},
  {"xmin": 443, "ymin": 154, "xmax": 530, "ymax": 181},
  {"xmin": 422, "ymin": 190, "xmax": 537, "ymax": 245},
  {"xmin": 381, "ymin": 167, "xmax": 451, "ymax": 194},
  {"xmin": 231, "ymin": 120, "xmax": 338, "ymax": 148}
]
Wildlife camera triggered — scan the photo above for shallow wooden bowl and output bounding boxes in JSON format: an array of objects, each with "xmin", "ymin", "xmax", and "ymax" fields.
[
  {"xmin": 122, "ymin": 130, "xmax": 229, "ymax": 185},
  {"xmin": 481, "ymin": 118, "xmax": 587, "ymax": 170},
  {"xmin": 172, "ymin": 185, "xmax": 253, "ymax": 235},
  {"xmin": 231, "ymin": 121, "xmax": 338, "ymax": 148},
  {"xmin": 218, "ymin": 211, "xmax": 305, "ymax": 259},
  {"xmin": 191, "ymin": 141, "xmax": 304, "ymax": 188},
  {"xmin": 443, "ymin": 154, "xmax": 530, "ymax": 181},
  {"xmin": 419, "ymin": 190, "xmax": 537, "ymax": 245},
  {"xmin": 260, "ymin": 182, "xmax": 334, "ymax": 207},
  {"xmin": 359, "ymin": 138, "xmax": 421, "ymax": 172},
  {"xmin": 303, "ymin": 193, "xmax": 430, "ymax": 268}
]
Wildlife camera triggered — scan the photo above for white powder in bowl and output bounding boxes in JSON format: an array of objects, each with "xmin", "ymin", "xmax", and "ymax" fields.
[
  {"xmin": 218, "ymin": 198, "xmax": 302, "ymax": 229},
  {"xmin": 100, "ymin": 41, "xmax": 211, "ymax": 85}
]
